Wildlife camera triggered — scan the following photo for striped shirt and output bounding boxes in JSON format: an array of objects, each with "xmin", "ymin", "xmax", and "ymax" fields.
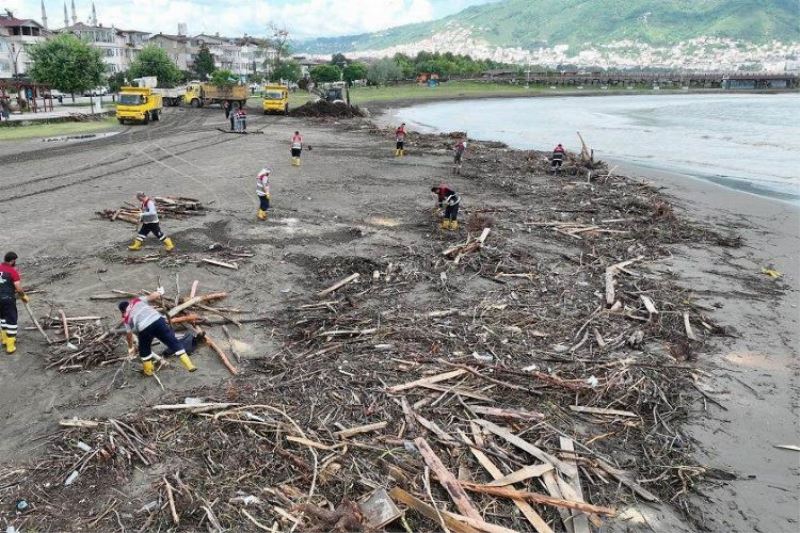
[
  {"xmin": 256, "ymin": 173, "xmax": 270, "ymax": 196},
  {"xmin": 140, "ymin": 198, "xmax": 159, "ymax": 224},
  {"xmin": 123, "ymin": 298, "xmax": 162, "ymax": 333}
]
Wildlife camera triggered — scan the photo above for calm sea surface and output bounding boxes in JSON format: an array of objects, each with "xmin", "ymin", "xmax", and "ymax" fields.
[{"xmin": 390, "ymin": 93, "xmax": 800, "ymax": 202}]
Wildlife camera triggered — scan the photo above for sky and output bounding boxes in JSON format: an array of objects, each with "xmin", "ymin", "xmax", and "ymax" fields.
[{"xmin": 4, "ymin": 0, "xmax": 495, "ymax": 39}]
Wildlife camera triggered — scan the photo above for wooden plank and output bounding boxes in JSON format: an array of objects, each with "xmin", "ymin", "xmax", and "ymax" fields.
[
  {"xmin": 444, "ymin": 512, "xmax": 520, "ymax": 533},
  {"xmin": 471, "ymin": 406, "xmax": 544, "ymax": 421},
  {"xmin": 474, "ymin": 419, "xmax": 574, "ymax": 478},
  {"xmin": 486, "ymin": 464, "xmax": 553, "ymax": 487},
  {"xmin": 542, "ymin": 471, "xmax": 574, "ymax": 533},
  {"xmin": 640, "ymin": 295, "xmax": 658, "ymax": 315},
  {"xmin": 416, "ymin": 413, "xmax": 457, "ymax": 443},
  {"xmin": 317, "ymin": 272, "xmax": 359, "ymax": 297},
  {"xmin": 460, "ymin": 482, "xmax": 616, "ymax": 517},
  {"xmin": 418, "ymin": 383, "xmax": 494, "ymax": 402},
  {"xmin": 559, "ymin": 438, "xmax": 590, "ymax": 533},
  {"xmin": 168, "ymin": 292, "xmax": 227, "ymax": 317},
  {"xmin": 389, "ymin": 487, "xmax": 482, "ymax": 533},
  {"xmin": 387, "ymin": 368, "xmax": 467, "ymax": 393},
  {"xmin": 414, "ymin": 437, "xmax": 483, "ymax": 522},
  {"xmin": 286, "ymin": 436, "xmax": 333, "ymax": 451},
  {"xmin": 683, "ymin": 312, "xmax": 698, "ymax": 341},
  {"xmin": 333, "ymin": 421, "xmax": 388, "ymax": 439},
  {"xmin": 458, "ymin": 431, "xmax": 553, "ymax": 533},
  {"xmin": 201, "ymin": 258, "xmax": 239, "ymax": 270},
  {"xmin": 569, "ymin": 405, "xmax": 637, "ymax": 418}
]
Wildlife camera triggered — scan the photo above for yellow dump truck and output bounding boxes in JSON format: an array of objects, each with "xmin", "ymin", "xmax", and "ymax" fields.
[
  {"xmin": 262, "ymin": 84, "xmax": 289, "ymax": 115},
  {"xmin": 116, "ymin": 87, "xmax": 163, "ymax": 124},
  {"xmin": 184, "ymin": 82, "xmax": 248, "ymax": 108}
]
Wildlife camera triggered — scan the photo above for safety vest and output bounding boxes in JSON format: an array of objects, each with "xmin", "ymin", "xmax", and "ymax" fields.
[
  {"xmin": 256, "ymin": 174, "xmax": 270, "ymax": 196},
  {"xmin": 140, "ymin": 197, "xmax": 159, "ymax": 224}
]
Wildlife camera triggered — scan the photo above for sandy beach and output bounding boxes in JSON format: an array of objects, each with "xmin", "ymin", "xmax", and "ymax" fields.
[{"xmin": 0, "ymin": 105, "xmax": 797, "ymax": 531}]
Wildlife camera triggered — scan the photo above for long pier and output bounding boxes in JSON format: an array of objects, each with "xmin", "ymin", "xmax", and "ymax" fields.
[{"xmin": 481, "ymin": 70, "xmax": 799, "ymax": 89}]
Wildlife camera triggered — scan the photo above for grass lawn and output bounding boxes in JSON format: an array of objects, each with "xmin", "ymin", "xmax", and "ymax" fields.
[{"xmin": 0, "ymin": 117, "xmax": 119, "ymax": 141}]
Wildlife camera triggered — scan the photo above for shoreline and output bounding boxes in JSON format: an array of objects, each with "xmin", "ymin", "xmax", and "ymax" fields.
[
  {"xmin": 373, "ymin": 94, "xmax": 800, "ymax": 206},
  {"xmin": 360, "ymin": 86, "xmax": 798, "ymax": 112}
]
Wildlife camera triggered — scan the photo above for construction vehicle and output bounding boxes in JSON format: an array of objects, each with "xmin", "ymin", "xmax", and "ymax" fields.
[
  {"xmin": 184, "ymin": 82, "xmax": 247, "ymax": 108},
  {"xmin": 317, "ymin": 81, "xmax": 347, "ymax": 104},
  {"xmin": 132, "ymin": 77, "xmax": 186, "ymax": 107},
  {"xmin": 262, "ymin": 84, "xmax": 289, "ymax": 115},
  {"xmin": 116, "ymin": 86, "xmax": 162, "ymax": 124}
]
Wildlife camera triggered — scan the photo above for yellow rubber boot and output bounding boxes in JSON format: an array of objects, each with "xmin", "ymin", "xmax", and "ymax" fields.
[
  {"xmin": 394, "ymin": 149, "xmax": 400, "ymax": 157},
  {"xmin": 440, "ymin": 219, "xmax": 450, "ymax": 230},
  {"xmin": 1, "ymin": 330, "xmax": 7, "ymax": 348},
  {"xmin": 142, "ymin": 360, "xmax": 155, "ymax": 376},
  {"xmin": 257, "ymin": 209, "xmax": 267, "ymax": 221},
  {"xmin": 5, "ymin": 337, "xmax": 15, "ymax": 354},
  {"xmin": 163, "ymin": 237, "xmax": 175, "ymax": 252},
  {"xmin": 128, "ymin": 239, "xmax": 143, "ymax": 251},
  {"xmin": 179, "ymin": 353, "xmax": 197, "ymax": 372},
  {"xmin": 400, "ymin": 149, "xmax": 405, "ymax": 157},
  {"xmin": 450, "ymin": 220, "xmax": 459, "ymax": 231}
]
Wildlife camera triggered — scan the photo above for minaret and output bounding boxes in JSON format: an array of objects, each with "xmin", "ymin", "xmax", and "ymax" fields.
[
  {"xmin": 63, "ymin": 1, "xmax": 68, "ymax": 27},
  {"xmin": 91, "ymin": 3, "xmax": 97, "ymax": 25},
  {"xmin": 70, "ymin": 0, "xmax": 76, "ymax": 24},
  {"xmin": 41, "ymin": 0, "xmax": 48, "ymax": 29}
]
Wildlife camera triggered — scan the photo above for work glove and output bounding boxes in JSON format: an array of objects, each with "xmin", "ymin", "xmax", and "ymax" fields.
[
  {"xmin": 266, "ymin": 193, "xmax": 271, "ymax": 201},
  {"xmin": 156, "ymin": 287, "xmax": 165, "ymax": 296},
  {"xmin": 20, "ymin": 293, "xmax": 29, "ymax": 303}
]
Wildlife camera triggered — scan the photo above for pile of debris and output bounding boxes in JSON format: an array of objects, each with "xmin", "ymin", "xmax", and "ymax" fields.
[
  {"xmin": 41, "ymin": 283, "xmax": 268, "ymax": 373},
  {"xmin": 290, "ymin": 99, "xmax": 365, "ymax": 118},
  {"xmin": 1, "ymin": 132, "xmax": 756, "ymax": 532},
  {"xmin": 96, "ymin": 196, "xmax": 207, "ymax": 224}
]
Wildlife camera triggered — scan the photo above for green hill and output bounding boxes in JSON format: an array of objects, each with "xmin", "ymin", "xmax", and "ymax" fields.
[{"xmin": 297, "ymin": 0, "xmax": 800, "ymax": 54}]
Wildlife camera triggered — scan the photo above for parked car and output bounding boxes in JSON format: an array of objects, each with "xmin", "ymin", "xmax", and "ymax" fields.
[
  {"xmin": 83, "ymin": 86, "xmax": 109, "ymax": 96},
  {"xmin": 41, "ymin": 89, "xmax": 64, "ymax": 103}
]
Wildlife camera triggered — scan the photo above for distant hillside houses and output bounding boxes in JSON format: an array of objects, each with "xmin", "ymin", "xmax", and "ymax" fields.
[{"xmin": 0, "ymin": 3, "xmax": 276, "ymax": 81}]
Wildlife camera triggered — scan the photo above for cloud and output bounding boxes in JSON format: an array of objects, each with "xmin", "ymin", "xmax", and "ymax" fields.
[{"xmin": 15, "ymin": 0, "xmax": 440, "ymax": 39}]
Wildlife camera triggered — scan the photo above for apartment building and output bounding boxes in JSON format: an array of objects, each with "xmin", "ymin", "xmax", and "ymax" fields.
[{"xmin": 0, "ymin": 12, "xmax": 49, "ymax": 77}]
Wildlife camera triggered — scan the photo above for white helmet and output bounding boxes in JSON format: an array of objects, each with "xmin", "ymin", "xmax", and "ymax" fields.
[{"xmin": 257, "ymin": 167, "xmax": 272, "ymax": 177}]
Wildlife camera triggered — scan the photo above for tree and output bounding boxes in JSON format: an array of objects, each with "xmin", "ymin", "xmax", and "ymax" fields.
[
  {"xmin": 128, "ymin": 45, "xmax": 182, "ymax": 87},
  {"xmin": 366, "ymin": 58, "xmax": 402, "ymax": 85},
  {"xmin": 193, "ymin": 44, "xmax": 215, "ymax": 80},
  {"xmin": 272, "ymin": 60, "xmax": 301, "ymax": 82},
  {"xmin": 267, "ymin": 23, "xmax": 291, "ymax": 70},
  {"xmin": 342, "ymin": 62, "xmax": 367, "ymax": 85},
  {"xmin": 309, "ymin": 64, "xmax": 342, "ymax": 83},
  {"xmin": 330, "ymin": 52, "xmax": 348, "ymax": 68},
  {"xmin": 28, "ymin": 34, "xmax": 105, "ymax": 101},
  {"xmin": 107, "ymin": 71, "xmax": 128, "ymax": 93},
  {"xmin": 210, "ymin": 69, "xmax": 236, "ymax": 88}
]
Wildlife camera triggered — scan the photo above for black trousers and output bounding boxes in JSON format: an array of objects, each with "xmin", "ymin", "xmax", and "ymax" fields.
[
  {"xmin": 137, "ymin": 222, "xmax": 165, "ymax": 241},
  {"xmin": 291, "ymin": 148, "xmax": 302, "ymax": 158},
  {"xmin": 444, "ymin": 203, "xmax": 459, "ymax": 221},
  {"xmin": 138, "ymin": 317, "xmax": 184, "ymax": 361},
  {"xmin": 0, "ymin": 298, "xmax": 18, "ymax": 338},
  {"xmin": 396, "ymin": 141, "xmax": 404, "ymax": 150},
  {"xmin": 259, "ymin": 195, "xmax": 270, "ymax": 210}
]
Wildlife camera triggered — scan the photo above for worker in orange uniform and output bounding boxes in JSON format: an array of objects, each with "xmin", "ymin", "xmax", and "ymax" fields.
[
  {"xmin": 256, "ymin": 167, "xmax": 271, "ymax": 221},
  {"xmin": 0, "ymin": 251, "xmax": 29, "ymax": 354},
  {"xmin": 291, "ymin": 131, "xmax": 303, "ymax": 166},
  {"xmin": 395, "ymin": 123, "xmax": 406, "ymax": 157}
]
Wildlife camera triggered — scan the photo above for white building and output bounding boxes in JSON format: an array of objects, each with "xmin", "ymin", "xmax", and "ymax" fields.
[
  {"xmin": 0, "ymin": 12, "xmax": 49, "ymax": 77},
  {"xmin": 147, "ymin": 33, "xmax": 193, "ymax": 71}
]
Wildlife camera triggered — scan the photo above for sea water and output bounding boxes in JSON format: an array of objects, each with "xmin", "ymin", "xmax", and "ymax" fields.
[{"xmin": 392, "ymin": 93, "xmax": 800, "ymax": 202}]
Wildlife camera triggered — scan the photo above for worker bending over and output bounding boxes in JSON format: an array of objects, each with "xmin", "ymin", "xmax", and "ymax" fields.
[
  {"xmin": 0, "ymin": 252, "xmax": 29, "ymax": 354},
  {"xmin": 129, "ymin": 192, "xmax": 175, "ymax": 251},
  {"xmin": 453, "ymin": 139, "xmax": 468, "ymax": 175},
  {"xmin": 551, "ymin": 144, "xmax": 566, "ymax": 174},
  {"xmin": 291, "ymin": 131, "xmax": 303, "ymax": 166},
  {"xmin": 256, "ymin": 167, "xmax": 271, "ymax": 221},
  {"xmin": 395, "ymin": 123, "xmax": 406, "ymax": 157},
  {"xmin": 119, "ymin": 288, "xmax": 196, "ymax": 376},
  {"xmin": 431, "ymin": 184, "xmax": 461, "ymax": 231}
]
